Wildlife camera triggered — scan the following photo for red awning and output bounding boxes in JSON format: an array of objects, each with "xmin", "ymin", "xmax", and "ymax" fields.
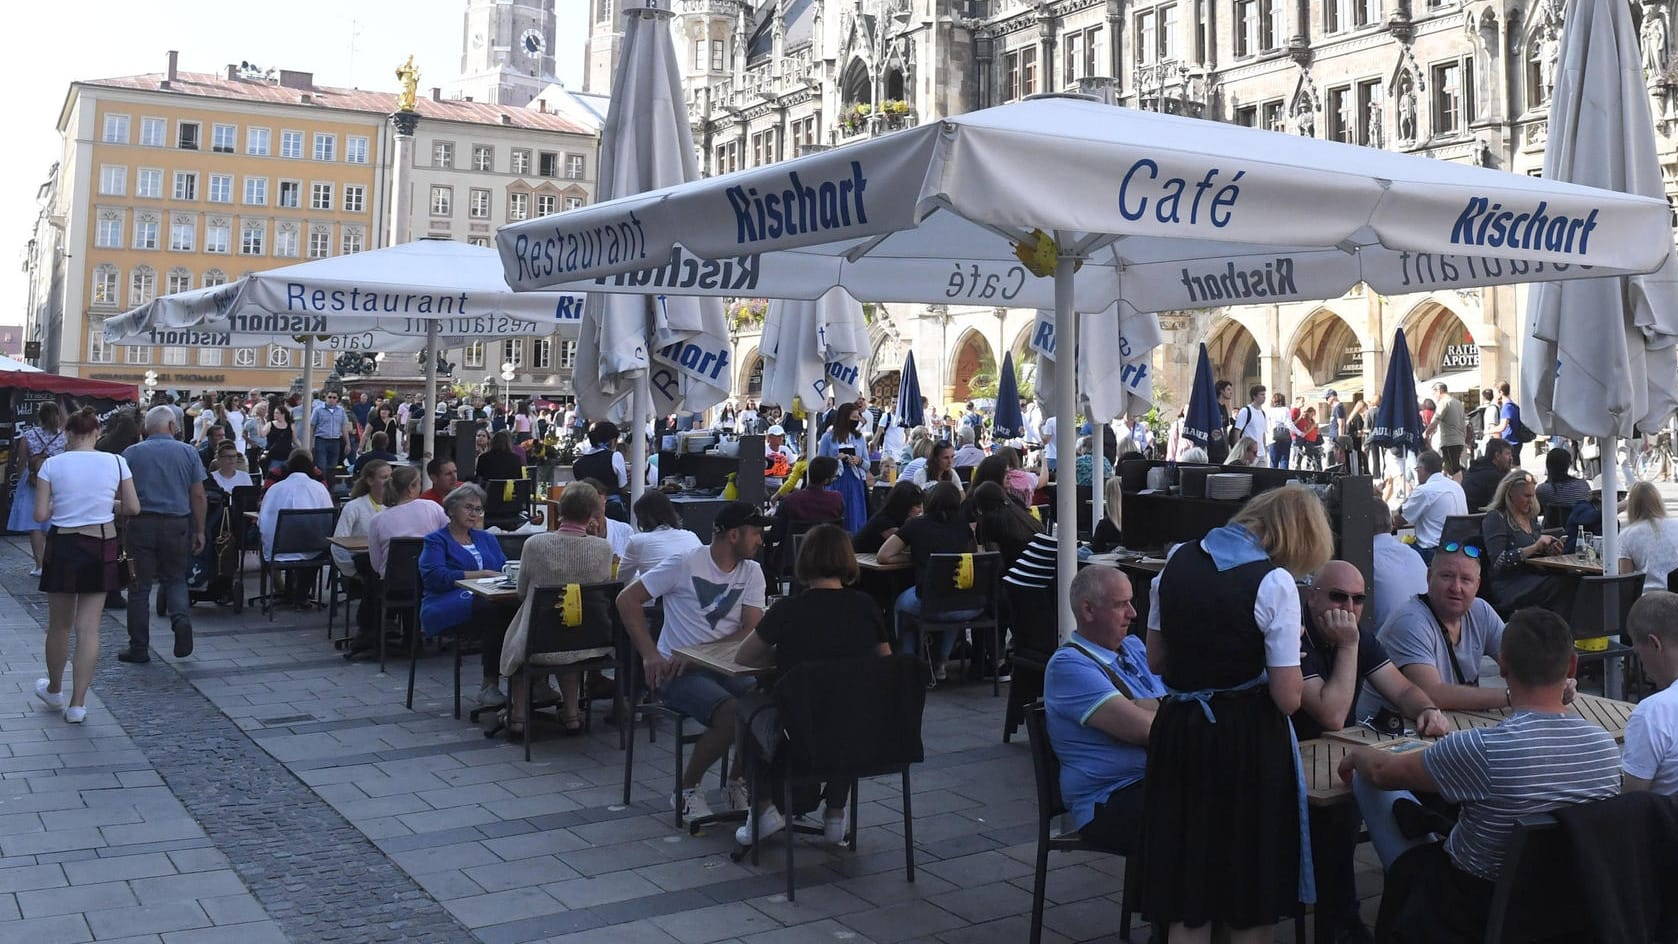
[{"xmin": 0, "ymin": 370, "xmax": 140, "ymax": 401}]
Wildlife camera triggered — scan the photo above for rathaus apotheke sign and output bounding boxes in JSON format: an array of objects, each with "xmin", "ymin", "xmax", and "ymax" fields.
[{"xmin": 1441, "ymin": 344, "xmax": 1481, "ymax": 370}]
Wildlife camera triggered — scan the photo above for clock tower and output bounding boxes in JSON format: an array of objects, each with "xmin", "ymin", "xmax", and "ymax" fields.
[{"xmin": 447, "ymin": 0, "xmax": 557, "ymax": 107}]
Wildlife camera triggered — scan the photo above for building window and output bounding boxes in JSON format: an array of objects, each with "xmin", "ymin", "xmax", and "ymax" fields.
[
  {"xmin": 472, "ymin": 145, "xmax": 493, "ymax": 171},
  {"xmin": 280, "ymin": 130, "xmax": 304, "ymax": 159},
  {"xmin": 99, "ymin": 165, "xmax": 125, "ymax": 196},
  {"xmin": 564, "ymin": 196, "xmax": 584, "ymax": 211},
  {"xmin": 504, "ymin": 340, "xmax": 525, "ymax": 369},
  {"xmin": 92, "ymin": 265, "xmax": 120, "ymax": 306},
  {"xmin": 1262, "ymin": 99, "xmax": 1286, "ymax": 132},
  {"xmin": 341, "ymin": 228, "xmax": 364, "ymax": 254},
  {"xmin": 511, "ymin": 149, "xmax": 531, "ymax": 175},
  {"xmin": 1326, "ymin": 86, "xmax": 1353, "ymax": 142},
  {"xmin": 464, "ymin": 340, "xmax": 485, "ymax": 368},
  {"xmin": 136, "ymin": 168, "xmax": 162, "ymax": 198},
  {"xmin": 538, "ymin": 151, "xmax": 558, "ymax": 177},
  {"xmin": 169, "ymin": 218, "xmax": 195, "ymax": 252},
  {"xmin": 430, "ymin": 186, "xmax": 452, "ymax": 216},
  {"xmin": 469, "ymin": 188, "xmax": 492, "ymax": 219},
  {"xmin": 1432, "ymin": 57, "xmax": 1473, "ymax": 137},
  {"xmin": 467, "ymin": 236, "xmax": 490, "ymax": 247},
  {"xmin": 310, "ymin": 182, "xmax": 333, "ymax": 210},
  {"xmin": 278, "ymin": 180, "xmax": 301, "ymax": 208},
  {"xmin": 173, "ymin": 171, "xmax": 197, "ymax": 201},
  {"xmin": 1064, "ymin": 30, "xmax": 1084, "ymax": 83},
  {"xmin": 1527, "ymin": 43, "xmax": 1551, "ymax": 108},
  {"xmin": 558, "ymin": 340, "xmax": 577, "ymax": 369},
  {"xmin": 343, "ymin": 185, "xmax": 365, "ymax": 213},
  {"xmin": 208, "ymin": 173, "xmax": 233, "ymax": 203},
  {"xmin": 751, "ymin": 129, "xmax": 777, "ymax": 167},
  {"xmin": 240, "ymin": 221, "xmax": 265, "ymax": 255},
  {"xmin": 244, "ymin": 177, "xmax": 268, "ymax": 206},
  {"xmin": 211, "ymin": 123, "xmax": 236, "ymax": 153},
  {"xmin": 311, "ymin": 349, "xmax": 329, "ymax": 369},
  {"xmin": 177, "ymin": 121, "xmax": 201, "ymax": 150},
  {"xmin": 134, "ymin": 215, "xmax": 160, "ymax": 250},
  {"xmin": 202, "ymin": 268, "xmax": 227, "ymax": 287},
  {"xmin": 96, "ymin": 213, "xmax": 123, "ymax": 248},
  {"xmin": 1138, "ymin": 10, "xmax": 1158, "ymax": 64},
  {"xmin": 103, "ymin": 114, "xmax": 130, "ymax": 144},
  {"xmin": 508, "ymin": 192, "xmax": 529, "ymax": 220},
  {"xmin": 313, "ymin": 133, "xmax": 336, "ymax": 161},
  {"xmin": 1236, "ymin": 104, "xmax": 1259, "ymax": 127},
  {"xmin": 275, "ymin": 226, "xmax": 299, "ymax": 258},
  {"xmin": 434, "ymin": 142, "xmax": 454, "ymax": 168},
  {"xmin": 1084, "ymin": 27, "xmax": 1103, "ymax": 78},
  {"xmin": 126, "ymin": 346, "xmax": 152, "ymax": 365},
  {"xmin": 308, "ymin": 228, "xmax": 332, "ymax": 258},
  {"xmin": 532, "ymin": 337, "xmax": 552, "ymax": 369},
  {"xmin": 87, "ymin": 329, "xmax": 114, "ymax": 364},
  {"xmin": 1235, "ymin": 0, "xmax": 1282, "ymax": 56},
  {"xmin": 166, "ymin": 267, "xmax": 192, "ymax": 295},
  {"xmin": 247, "ymin": 127, "xmax": 270, "ymax": 155},
  {"xmin": 345, "ymin": 135, "xmax": 369, "ymax": 164},
  {"xmin": 1356, "ymin": 79, "xmax": 1382, "ymax": 145},
  {"xmin": 1004, "ymin": 47, "xmax": 1038, "ymax": 100},
  {"xmin": 565, "ymin": 154, "xmax": 585, "ymax": 179},
  {"xmin": 163, "ymin": 347, "xmax": 188, "ymax": 365},
  {"xmin": 268, "ymin": 346, "xmax": 291, "ymax": 368},
  {"xmin": 234, "ymin": 348, "xmax": 257, "ymax": 367},
  {"xmin": 140, "ymin": 117, "xmax": 166, "ymax": 147},
  {"xmin": 535, "ymin": 193, "xmax": 556, "ymax": 216},
  {"xmin": 205, "ymin": 221, "xmax": 231, "ymax": 254},
  {"xmin": 199, "ymin": 348, "xmax": 223, "ymax": 366},
  {"xmin": 129, "ymin": 266, "xmax": 156, "ymax": 305},
  {"xmin": 711, "ymin": 38, "xmax": 726, "ymax": 72}
]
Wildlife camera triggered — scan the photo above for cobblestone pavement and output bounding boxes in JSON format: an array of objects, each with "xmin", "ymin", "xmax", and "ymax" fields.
[{"xmin": 0, "ymin": 531, "xmax": 1380, "ymax": 943}]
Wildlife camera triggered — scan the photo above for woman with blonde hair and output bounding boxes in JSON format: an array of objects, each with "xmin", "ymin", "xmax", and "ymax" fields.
[
  {"xmin": 1482, "ymin": 469, "xmax": 1570, "ymax": 613},
  {"xmin": 1090, "ymin": 475, "xmax": 1126, "ymax": 552},
  {"xmin": 1618, "ymin": 481, "xmax": 1678, "ymax": 593},
  {"xmin": 1141, "ymin": 485, "xmax": 1333, "ymax": 942}
]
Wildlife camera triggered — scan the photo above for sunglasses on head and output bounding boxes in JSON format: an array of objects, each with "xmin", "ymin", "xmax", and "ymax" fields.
[
  {"xmin": 1441, "ymin": 541, "xmax": 1483, "ymax": 559},
  {"xmin": 1321, "ymin": 589, "xmax": 1367, "ymax": 606}
]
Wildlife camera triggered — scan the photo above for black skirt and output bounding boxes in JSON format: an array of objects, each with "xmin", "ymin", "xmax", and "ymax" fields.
[
  {"xmin": 1139, "ymin": 687, "xmax": 1302, "ymax": 930},
  {"xmin": 40, "ymin": 529, "xmax": 128, "ymax": 594}
]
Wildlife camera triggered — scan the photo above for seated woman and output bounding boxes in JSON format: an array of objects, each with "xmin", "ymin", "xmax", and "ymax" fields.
[
  {"xmin": 333, "ymin": 459, "xmax": 391, "ymax": 650},
  {"xmin": 619, "ymin": 489, "xmax": 701, "ymax": 584},
  {"xmin": 474, "ymin": 431, "xmax": 526, "ymax": 484},
  {"xmin": 194, "ymin": 440, "xmax": 254, "ymax": 598},
  {"xmin": 1482, "ymin": 469, "xmax": 1572, "ymax": 615},
  {"xmin": 1089, "ymin": 476, "xmax": 1126, "ymax": 553},
  {"xmin": 357, "ymin": 466, "xmax": 448, "ymax": 657},
  {"xmin": 876, "ymin": 482, "xmax": 977, "ymax": 685},
  {"xmin": 1535, "ymin": 446, "xmax": 1591, "ymax": 518},
  {"xmin": 1073, "ymin": 436, "xmax": 1114, "ymax": 487},
  {"xmin": 419, "ymin": 483, "xmax": 511, "ymax": 709},
  {"xmin": 996, "ymin": 446, "xmax": 1037, "ymax": 507},
  {"xmin": 258, "ymin": 450, "xmax": 334, "ymax": 604},
  {"xmin": 1619, "ymin": 481, "xmax": 1678, "ymax": 594},
  {"xmin": 734, "ymin": 524, "xmax": 892, "ymax": 844},
  {"xmin": 970, "ymin": 481, "xmax": 1043, "ymax": 571},
  {"xmin": 1225, "ymin": 437, "xmax": 1263, "ymax": 467},
  {"xmin": 910, "ymin": 439, "xmax": 964, "ymax": 494},
  {"xmin": 501, "ymin": 481, "xmax": 614, "ymax": 734},
  {"xmin": 854, "ymin": 481, "xmax": 923, "ymax": 554}
]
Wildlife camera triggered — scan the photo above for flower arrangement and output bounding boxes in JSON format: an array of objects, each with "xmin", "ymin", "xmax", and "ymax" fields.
[{"xmin": 730, "ymin": 298, "xmax": 768, "ymax": 330}]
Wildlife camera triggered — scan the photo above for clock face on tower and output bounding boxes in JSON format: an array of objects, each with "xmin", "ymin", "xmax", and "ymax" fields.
[{"xmin": 520, "ymin": 28, "xmax": 545, "ymax": 58}]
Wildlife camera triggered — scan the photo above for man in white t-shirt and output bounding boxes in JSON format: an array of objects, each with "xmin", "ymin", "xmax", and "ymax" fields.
[
  {"xmin": 1042, "ymin": 415, "xmax": 1059, "ymax": 473},
  {"xmin": 1230, "ymin": 384, "xmax": 1270, "ymax": 467},
  {"xmin": 618, "ymin": 502, "xmax": 769, "ymax": 825},
  {"xmin": 874, "ymin": 401, "xmax": 907, "ymax": 460},
  {"xmin": 1398, "ymin": 451, "xmax": 1467, "ymax": 559},
  {"xmin": 1625, "ymin": 592, "xmax": 1678, "ymax": 795}
]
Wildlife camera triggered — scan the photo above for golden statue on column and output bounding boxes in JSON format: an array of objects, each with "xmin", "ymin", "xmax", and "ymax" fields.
[{"xmin": 395, "ymin": 56, "xmax": 419, "ymax": 112}]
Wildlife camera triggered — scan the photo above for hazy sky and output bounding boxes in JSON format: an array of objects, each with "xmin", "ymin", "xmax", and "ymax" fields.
[{"xmin": 2, "ymin": 0, "xmax": 589, "ymax": 332}]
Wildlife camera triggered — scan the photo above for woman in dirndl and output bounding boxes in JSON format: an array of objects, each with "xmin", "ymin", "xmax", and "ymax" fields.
[
  {"xmin": 1140, "ymin": 485, "xmax": 1333, "ymax": 942},
  {"xmin": 8, "ymin": 401, "xmax": 66, "ymax": 576},
  {"xmin": 33, "ymin": 407, "xmax": 140, "ymax": 724},
  {"xmin": 816, "ymin": 401, "xmax": 874, "ymax": 534}
]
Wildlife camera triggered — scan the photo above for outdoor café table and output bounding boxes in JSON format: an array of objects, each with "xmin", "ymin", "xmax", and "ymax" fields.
[
  {"xmin": 455, "ymin": 576, "xmax": 519, "ymax": 603},
  {"xmin": 1300, "ymin": 737, "xmax": 1429, "ymax": 805},
  {"xmin": 328, "ymin": 534, "xmax": 369, "ymax": 553},
  {"xmin": 1455, "ymin": 693, "xmax": 1637, "ymax": 743},
  {"xmin": 1524, "ymin": 554, "xmax": 1605, "ymax": 577},
  {"xmin": 674, "ymin": 639, "xmax": 763, "ymax": 678},
  {"xmin": 855, "ymin": 552, "xmax": 911, "ymax": 572}
]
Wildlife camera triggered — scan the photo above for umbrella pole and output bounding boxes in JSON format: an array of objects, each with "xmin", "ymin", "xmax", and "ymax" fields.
[
  {"xmin": 630, "ymin": 372, "xmax": 649, "ymax": 527},
  {"xmin": 422, "ymin": 321, "xmax": 438, "ymax": 491},
  {"xmin": 1054, "ymin": 245, "xmax": 1078, "ymax": 643},
  {"xmin": 1091, "ymin": 409, "xmax": 1105, "ymax": 531},
  {"xmin": 1602, "ymin": 435, "xmax": 1624, "ymax": 698},
  {"xmin": 300, "ymin": 338, "xmax": 315, "ymax": 445}
]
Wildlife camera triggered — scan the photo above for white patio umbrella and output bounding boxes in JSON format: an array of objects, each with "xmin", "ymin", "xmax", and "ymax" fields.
[
  {"xmin": 499, "ymin": 95, "xmax": 1672, "ymax": 634},
  {"xmin": 1521, "ymin": 0, "xmax": 1678, "ymax": 596},
  {"xmin": 103, "ymin": 239, "xmax": 583, "ymax": 461},
  {"xmin": 758, "ymin": 287, "xmax": 869, "ymax": 457},
  {"xmin": 578, "ymin": 3, "xmax": 731, "ymax": 514}
]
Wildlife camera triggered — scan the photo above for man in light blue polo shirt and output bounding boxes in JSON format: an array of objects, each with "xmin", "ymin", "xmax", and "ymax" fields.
[
  {"xmin": 310, "ymin": 390, "xmax": 350, "ymax": 476},
  {"xmin": 119, "ymin": 406, "xmax": 207, "ymax": 663},
  {"xmin": 1044, "ymin": 565, "xmax": 1167, "ymax": 853}
]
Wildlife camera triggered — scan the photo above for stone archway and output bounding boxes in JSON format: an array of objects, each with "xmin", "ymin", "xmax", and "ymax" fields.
[
  {"xmin": 1401, "ymin": 300, "xmax": 1480, "ymax": 392},
  {"xmin": 947, "ymin": 328, "xmax": 995, "ymax": 404},
  {"xmin": 739, "ymin": 347, "xmax": 764, "ymax": 398},
  {"xmin": 1208, "ymin": 317, "xmax": 1263, "ymax": 399},
  {"xmin": 1286, "ymin": 308, "xmax": 1364, "ymax": 395}
]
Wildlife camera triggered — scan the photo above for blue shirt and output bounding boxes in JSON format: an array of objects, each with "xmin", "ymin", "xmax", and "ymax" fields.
[
  {"xmin": 311, "ymin": 403, "xmax": 347, "ymax": 439},
  {"xmin": 121, "ymin": 433, "xmax": 203, "ymax": 516},
  {"xmin": 1044, "ymin": 633, "xmax": 1168, "ymax": 829},
  {"xmin": 1500, "ymin": 402, "xmax": 1521, "ymax": 444}
]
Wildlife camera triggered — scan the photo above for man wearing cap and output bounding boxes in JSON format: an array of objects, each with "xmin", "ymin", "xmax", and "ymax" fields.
[
  {"xmin": 1324, "ymin": 389, "xmax": 1346, "ymax": 442},
  {"xmin": 618, "ymin": 502, "xmax": 769, "ymax": 826},
  {"xmin": 764, "ymin": 425, "xmax": 797, "ymax": 464}
]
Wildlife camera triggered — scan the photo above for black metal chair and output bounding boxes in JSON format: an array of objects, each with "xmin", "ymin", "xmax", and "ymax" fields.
[
  {"xmin": 254, "ymin": 507, "xmax": 335, "ymax": 619},
  {"xmin": 765, "ymin": 516, "xmax": 840, "ymax": 594},
  {"xmin": 382, "ymin": 538, "xmax": 424, "ymax": 681},
  {"xmin": 1004, "ymin": 583, "xmax": 1059, "ymax": 743},
  {"xmin": 515, "ymin": 582, "xmax": 622, "ymax": 761},
  {"xmin": 1570, "ymin": 572, "xmax": 1643, "ymax": 698},
  {"xmin": 483, "ymin": 479, "xmax": 533, "ymax": 531},
  {"xmin": 903, "ymin": 552, "xmax": 1005, "ymax": 694},
  {"xmin": 228, "ymin": 485, "xmax": 262, "ymax": 615},
  {"xmin": 1483, "ymin": 814, "xmax": 1590, "ymax": 944},
  {"xmin": 495, "ymin": 531, "xmax": 532, "ymax": 563},
  {"xmin": 616, "ymin": 608, "xmax": 732, "ymax": 822},
  {"xmin": 1441, "ymin": 512, "xmax": 1489, "ymax": 548}
]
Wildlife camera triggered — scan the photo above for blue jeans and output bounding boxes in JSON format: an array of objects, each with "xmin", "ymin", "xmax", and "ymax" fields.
[
  {"xmin": 314, "ymin": 436, "xmax": 343, "ymax": 476},
  {"xmin": 894, "ymin": 586, "xmax": 980, "ymax": 665},
  {"xmin": 1350, "ymin": 773, "xmax": 1437, "ymax": 871},
  {"xmin": 660, "ymin": 667, "xmax": 754, "ymax": 725},
  {"xmin": 1269, "ymin": 441, "xmax": 1290, "ymax": 468}
]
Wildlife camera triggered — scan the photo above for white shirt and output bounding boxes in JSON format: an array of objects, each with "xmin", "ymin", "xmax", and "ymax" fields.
[
  {"xmin": 1024, "ymin": 404, "xmax": 1044, "ymax": 444},
  {"xmin": 331, "ymin": 493, "xmax": 382, "ymax": 573},
  {"xmin": 877, "ymin": 412, "xmax": 906, "ymax": 459},
  {"xmin": 1232, "ymin": 402, "xmax": 1269, "ymax": 448},
  {"xmin": 1623, "ymin": 678, "xmax": 1678, "ymax": 795},
  {"xmin": 1266, "ymin": 405, "xmax": 1294, "ymax": 440},
  {"xmin": 1371, "ymin": 533, "xmax": 1430, "ymax": 630},
  {"xmin": 736, "ymin": 409, "xmax": 759, "ymax": 434},
  {"xmin": 619, "ymin": 525, "xmax": 703, "ymax": 584},
  {"xmin": 1401, "ymin": 473, "xmax": 1468, "ymax": 548},
  {"xmin": 226, "ymin": 409, "xmax": 247, "ymax": 453},
  {"xmin": 1042, "ymin": 416, "xmax": 1058, "ymax": 461},
  {"xmin": 911, "ymin": 466, "xmax": 964, "ymax": 493},
  {"xmin": 212, "ymin": 469, "xmax": 253, "ymax": 494},
  {"xmin": 605, "ymin": 517, "xmax": 633, "ymax": 558},
  {"xmin": 638, "ymin": 545, "xmax": 766, "ymax": 657},
  {"xmin": 1619, "ymin": 518, "xmax": 1678, "ymax": 594},
  {"xmin": 259, "ymin": 472, "xmax": 333, "ymax": 561},
  {"xmin": 38, "ymin": 451, "xmax": 130, "ymax": 527}
]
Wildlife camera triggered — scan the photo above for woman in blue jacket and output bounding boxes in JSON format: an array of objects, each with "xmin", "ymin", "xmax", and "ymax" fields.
[{"xmin": 419, "ymin": 482, "xmax": 510, "ymax": 709}]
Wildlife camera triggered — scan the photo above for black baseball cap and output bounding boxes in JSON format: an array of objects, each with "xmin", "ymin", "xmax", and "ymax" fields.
[{"xmin": 714, "ymin": 501, "xmax": 772, "ymax": 532}]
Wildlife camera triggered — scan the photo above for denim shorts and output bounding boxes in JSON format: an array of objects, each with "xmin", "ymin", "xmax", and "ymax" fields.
[{"xmin": 659, "ymin": 667, "xmax": 754, "ymax": 724}]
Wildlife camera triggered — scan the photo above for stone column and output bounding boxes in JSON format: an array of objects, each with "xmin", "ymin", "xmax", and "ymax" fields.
[{"xmin": 387, "ymin": 111, "xmax": 420, "ymax": 247}]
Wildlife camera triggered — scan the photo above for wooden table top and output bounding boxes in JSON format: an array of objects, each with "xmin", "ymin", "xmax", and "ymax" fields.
[
  {"xmin": 673, "ymin": 639, "xmax": 765, "ymax": 678},
  {"xmin": 455, "ymin": 577, "xmax": 518, "ymax": 601},
  {"xmin": 1456, "ymin": 693, "xmax": 1636, "ymax": 743},
  {"xmin": 855, "ymin": 552, "xmax": 912, "ymax": 572},
  {"xmin": 328, "ymin": 535, "xmax": 368, "ymax": 552},
  {"xmin": 1525, "ymin": 554, "xmax": 1604, "ymax": 576},
  {"xmin": 1300, "ymin": 737, "xmax": 1429, "ymax": 805}
]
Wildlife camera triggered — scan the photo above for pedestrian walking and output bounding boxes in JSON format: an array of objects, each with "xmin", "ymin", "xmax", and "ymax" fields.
[
  {"xmin": 34, "ymin": 407, "xmax": 140, "ymax": 723},
  {"xmin": 9, "ymin": 401, "xmax": 66, "ymax": 576},
  {"xmin": 119, "ymin": 406, "xmax": 206, "ymax": 663},
  {"xmin": 310, "ymin": 390, "xmax": 351, "ymax": 477}
]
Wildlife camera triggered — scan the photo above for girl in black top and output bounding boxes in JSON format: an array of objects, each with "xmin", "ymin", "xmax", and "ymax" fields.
[
  {"xmin": 263, "ymin": 405, "xmax": 294, "ymax": 474},
  {"xmin": 876, "ymin": 482, "xmax": 976, "ymax": 683},
  {"xmin": 853, "ymin": 481, "xmax": 923, "ymax": 553},
  {"xmin": 969, "ymin": 481, "xmax": 1042, "ymax": 570},
  {"xmin": 474, "ymin": 431, "xmax": 526, "ymax": 483}
]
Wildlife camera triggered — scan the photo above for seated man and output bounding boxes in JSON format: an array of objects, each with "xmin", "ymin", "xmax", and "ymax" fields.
[
  {"xmin": 353, "ymin": 431, "xmax": 399, "ymax": 473},
  {"xmin": 1625, "ymin": 591, "xmax": 1678, "ymax": 795},
  {"xmin": 1043, "ymin": 566, "xmax": 1165, "ymax": 853},
  {"xmin": 1371, "ymin": 544, "xmax": 1511, "ymax": 714},
  {"xmin": 419, "ymin": 457, "xmax": 459, "ymax": 505},
  {"xmin": 257, "ymin": 450, "xmax": 334, "ymax": 603},
  {"xmin": 1397, "ymin": 450, "xmax": 1466, "ymax": 562},
  {"xmin": 1370, "ymin": 502, "xmax": 1428, "ymax": 630},
  {"xmin": 618, "ymin": 501, "xmax": 769, "ymax": 824},
  {"xmin": 1339, "ymin": 608, "xmax": 1621, "ymax": 942},
  {"xmin": 1296, "ymin": 560, "xmax": 1449, "ymax": 944}
]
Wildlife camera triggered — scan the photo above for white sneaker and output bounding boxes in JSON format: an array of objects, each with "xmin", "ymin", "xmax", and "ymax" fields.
[
  {"xmin": 34, "ymin": 679, "xmax": 64, "ymax": 709},
  {"xmin": 28, "ymin": 568, "xmax": 41, "ymax": 577},
  {"xmin": 734, "ymin": 806, "xmax": 787, "ymax": 846},
  {"xmin": 674, "ymin": 787, "xmax": 713, "ymax": 824},
  {"xmin": 478, "ymin": 683, "xmax": 507, "ymax": 708},
  {"xmin": 723, "ymin": 777, "xmax": 751, "ymax": 812},
  {"xmin": 821, "ymin": 804, "xmax": 849, "ymax": 845},
  {"xmin": 64, "ymin": 706, "xmax": 87, "ymax": 724}
]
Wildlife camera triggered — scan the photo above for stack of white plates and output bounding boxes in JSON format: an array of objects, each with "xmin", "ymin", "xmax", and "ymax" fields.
[{"xmin": 1206, "ymin": 473, "xmax": 1254, "ymax": 500}]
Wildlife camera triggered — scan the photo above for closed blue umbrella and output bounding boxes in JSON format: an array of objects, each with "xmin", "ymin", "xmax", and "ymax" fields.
[
  {"xmin": 895, "ymin": 352, "xmax": 925, "ymax": 429},
  {"xmin": 1182, "ymin": 344, "xmax": 1222, "ymax": 447},
  {"xmin": 992, "ymin": 351, "xmax": 1025, "ymax": 440},
  {"xmin": 1369, "ymin": 328, "xmax": 1424, "ymax": 454}
]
